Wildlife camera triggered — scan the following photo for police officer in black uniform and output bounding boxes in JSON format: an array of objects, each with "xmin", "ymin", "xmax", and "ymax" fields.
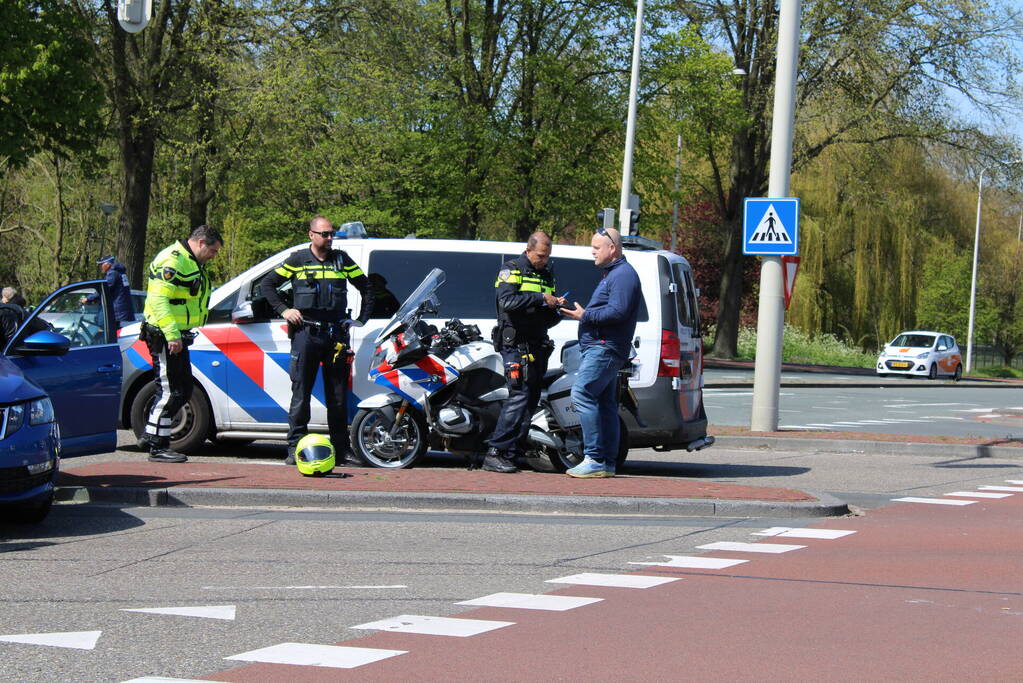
[
  {"xmin": 482, "ymin": 232, "xmax": 565, "ymax": 472},
  {"xmin": 261, "ymin": 217, "xmax": 373, "ymax": 464}
]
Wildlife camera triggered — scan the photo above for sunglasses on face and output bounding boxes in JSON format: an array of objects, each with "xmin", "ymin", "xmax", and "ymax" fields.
[{"xmin": 310, "ymin": 230, "xmax": 336, "ymax": 238}]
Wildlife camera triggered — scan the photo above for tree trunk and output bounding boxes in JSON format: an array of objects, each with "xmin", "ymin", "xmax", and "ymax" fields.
[
  {"xmin": 712, "ymin": 214, "xmax": 745, "ymax": 358},
  {"xmin": 117, "ymin": 132, "xmax": 156, "ymax": 289}
]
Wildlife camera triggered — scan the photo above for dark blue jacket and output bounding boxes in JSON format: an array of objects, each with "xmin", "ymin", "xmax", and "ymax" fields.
[
  {"xmin": 578, "ymin": 256, "xmax": 641, "ymax": 358},
  {"xmin": 105, "ymin": 261, "xmax": 135, "ymax": 322}
]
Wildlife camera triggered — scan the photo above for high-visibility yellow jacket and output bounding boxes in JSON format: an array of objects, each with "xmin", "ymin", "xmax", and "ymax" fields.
[{"xmin": 143, "ymin": 240, "xmax": 212, "ymax": 341}]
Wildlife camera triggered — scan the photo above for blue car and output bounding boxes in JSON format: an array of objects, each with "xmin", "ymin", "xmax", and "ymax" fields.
[{"xmin": 1, "ymin": 281, "xmax": 122, "ymax": 523}]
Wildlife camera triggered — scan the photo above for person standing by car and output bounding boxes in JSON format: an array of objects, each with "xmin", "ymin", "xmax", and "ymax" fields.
[
  {"xmin": 482, "ymin": 232, "xmax": 565, "ymax": 473},
  {"xmin": 260, "ymin": 216, "xmax": 374, "ymax": 465},
  {"xmin": 140, "ymin": 225, "xmax": 223, "ymax": 463},
  {"xmin": 82, "ymin": 257, "xmax": 135, "ymax": 329},
  {"xmin": 559, "ymin": 226, "xmax": 641, "ymax": 478}
]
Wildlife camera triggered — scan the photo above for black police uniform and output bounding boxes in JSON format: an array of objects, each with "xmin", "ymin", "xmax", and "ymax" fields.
[
  {"xmin": 260, "ymin": 247, "xmax": 373, "ymax": 458},
  {"xmin": 485, "ymin": 253, "xmax": 560, "ymax": 468}
]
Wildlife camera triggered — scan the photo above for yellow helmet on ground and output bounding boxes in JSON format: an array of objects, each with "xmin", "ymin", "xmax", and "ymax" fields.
[{"xmin": 295, "ymin": 433, "xmax": 335, "ymax": 476}]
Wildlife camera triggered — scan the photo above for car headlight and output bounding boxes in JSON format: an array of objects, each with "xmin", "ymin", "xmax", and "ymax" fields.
[
  {"xmin": 4, "ymin": 403, "xmax": 25, "ymax": 438},
  {"xmin": 916, "ymin": 352, "xmax": 931, "ymax": 359},
  {"xmin": 26, "ymin": 458, "xmax": 55, "ymax": 475},
  {"xmin": 28, "ymin": 397, "xmax": 55, "ymax": 425}
]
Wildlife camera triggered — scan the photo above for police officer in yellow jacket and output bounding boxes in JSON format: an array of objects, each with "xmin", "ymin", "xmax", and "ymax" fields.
[
  {"xmin": 482, "ymin": 232, "xmax": 564, "ymax": 472},
  {"xmin": 140, "ymin": 225, "xmax": 223, "ymax": 463},
  {"xmin": 260, "ymin": 217, "xmax": 373, "ymax": 464}
]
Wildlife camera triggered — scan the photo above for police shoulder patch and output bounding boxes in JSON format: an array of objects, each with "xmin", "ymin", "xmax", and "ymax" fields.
[
  {"xmin": 497, "ymin": 268, "xmax": 512, "ymax": 282},
  {"xmin": 171, "ymin": 250, "xmax": 180, "ymax": 257},
  {"xmin": 162, "ymin": 267, "xmax": 176, "ymax": 281}
]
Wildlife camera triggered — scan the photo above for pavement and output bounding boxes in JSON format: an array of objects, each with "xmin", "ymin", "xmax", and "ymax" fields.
[{"xmin": 51, "ymin": 360, "xmax": 1023, "ymax": 519}]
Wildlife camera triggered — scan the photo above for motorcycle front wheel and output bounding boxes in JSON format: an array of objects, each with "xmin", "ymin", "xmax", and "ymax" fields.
[{"xmin": 351, "ymin": 406, "xmax": 429, "ymax": 469}]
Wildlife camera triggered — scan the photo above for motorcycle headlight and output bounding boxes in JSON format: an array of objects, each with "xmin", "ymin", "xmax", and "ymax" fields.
[
  {"xmin": 29, "ymin": 397, "xmax": 55, "ymax": 425},
  {"xmin": 5, "ymin": 403, "xmax": 25, "ymax": 438}
]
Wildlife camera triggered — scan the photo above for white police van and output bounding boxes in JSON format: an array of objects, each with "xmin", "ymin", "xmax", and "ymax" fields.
[{"xmin": 118, "ymin": 236, "xmax": 711, "ymax": 460}]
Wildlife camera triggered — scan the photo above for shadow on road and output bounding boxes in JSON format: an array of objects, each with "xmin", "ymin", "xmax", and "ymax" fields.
[
  {"xmin": 622, "ymin": 459, "xmax": 809, "ymax": 479},
  {"xmin": 0, "ymin": 503, "xmax": 145, "ymax": 550}
]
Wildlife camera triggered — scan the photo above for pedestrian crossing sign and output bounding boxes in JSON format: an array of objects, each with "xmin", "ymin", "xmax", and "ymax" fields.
[{"xmin": 743, "ymin": 197, "xmax": 799, "ymax": 255}]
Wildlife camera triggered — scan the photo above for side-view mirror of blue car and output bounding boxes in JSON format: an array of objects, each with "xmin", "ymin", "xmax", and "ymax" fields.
[{"xmin": 11, "ymin": 330, "xmax": 71, "ymax": 356}]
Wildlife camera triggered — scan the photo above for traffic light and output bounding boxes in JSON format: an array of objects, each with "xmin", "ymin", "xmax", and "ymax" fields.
[{"xmin": 597, "ymin": 208, "xmax": 615, "ymax": 230}]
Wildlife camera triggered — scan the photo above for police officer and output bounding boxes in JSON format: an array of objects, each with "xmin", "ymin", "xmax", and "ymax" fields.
[
  {"xmin": 82, "ymin": 256, "xmax": 135, "ymax": 328},
  {"xmin": 140, "ymin": 225, "xmax": 222, "ymax": 463},
  {"xmin": 261, "ymin": 216, "xmax": 373, "ymax": 465},
  {"xmin": 482, "ymin": 232, "xmax": 564, "ymax": 473}
]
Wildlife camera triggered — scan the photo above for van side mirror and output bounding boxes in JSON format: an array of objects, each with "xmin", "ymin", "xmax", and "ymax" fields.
[{"xmin": 232, "ymin": 300, "xmax": 255, "ymax": 324}]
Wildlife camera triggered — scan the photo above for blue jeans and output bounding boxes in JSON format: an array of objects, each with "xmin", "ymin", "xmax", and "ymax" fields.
[{"xmin": 571, "ymin": 344, "xmax": 623, "ymax": 465}]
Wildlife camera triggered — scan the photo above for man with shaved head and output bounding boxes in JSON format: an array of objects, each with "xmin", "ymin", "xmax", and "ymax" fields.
[
  {"xmin": 560, "ymin": 226, "xmax": 641, "ymax": 477},
  {"xmin": 483, "ymin": 231, "xmax": 565, "ymax": 472}
]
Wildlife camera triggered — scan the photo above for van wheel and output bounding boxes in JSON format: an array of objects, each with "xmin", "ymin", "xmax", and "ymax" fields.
[
  {"xmin": 130, "ymin": 381, "xmax": 211, "ymax": 454},
  {"xmin": 352, "ymin": 407, "xmax": 428, "ymax": 469},
  {"xmin": 953, "ymin": 364, "xmax": 963, "ymax": 382},
  {"xmin": 928, "ymin": 364, "xmax": 938, "ymax": 380}
]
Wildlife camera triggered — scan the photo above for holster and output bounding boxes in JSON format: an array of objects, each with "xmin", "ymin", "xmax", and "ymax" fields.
[{"xmin": 141, "ymin": 322, "xmax": 166, "ymax": 354}]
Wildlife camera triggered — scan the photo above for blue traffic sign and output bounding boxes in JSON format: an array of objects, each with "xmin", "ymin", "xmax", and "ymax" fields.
[{"xmin": 743, "ymin": 197, "xmax": 799, "ymax": 255}]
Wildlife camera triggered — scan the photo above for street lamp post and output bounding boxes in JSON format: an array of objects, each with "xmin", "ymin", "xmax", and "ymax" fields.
[
  {"xmin": 966, "ymin": 161, "xmax": 1022, "ymax": 373},
  {"xmin": 619, "ymin": 0, "xmax": 644, "ymax": 236}
]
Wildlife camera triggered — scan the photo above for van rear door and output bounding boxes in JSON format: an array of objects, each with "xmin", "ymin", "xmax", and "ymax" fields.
[{"xmin": 668, "ymin": 259, "xmax": 704, "ymax": 424}]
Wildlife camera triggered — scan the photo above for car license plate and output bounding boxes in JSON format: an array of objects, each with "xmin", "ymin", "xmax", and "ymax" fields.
[{"xmin": 891, "ymin": 361, "xmax": 911, "ymax": 368}]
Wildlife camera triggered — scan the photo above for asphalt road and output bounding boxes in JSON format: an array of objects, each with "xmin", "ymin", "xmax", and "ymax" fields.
[
  {"xmin": 5, "ymin": 443, "xmax": 1023, "ymax": 681},
  {"xmin": 704, "ymin": 368, "xmax": 1023, "ymax": 439}
]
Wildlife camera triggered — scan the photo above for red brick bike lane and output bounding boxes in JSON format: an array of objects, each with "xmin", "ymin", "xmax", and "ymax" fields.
[{"xmin": 202, "ymin": 491, "xmax": 1023, "ymax": 681}]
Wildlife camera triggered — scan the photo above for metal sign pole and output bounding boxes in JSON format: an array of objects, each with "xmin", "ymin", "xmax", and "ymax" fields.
[{"xmin": 750, "ymin": 0, "xmax": 801, "ymax": 432}]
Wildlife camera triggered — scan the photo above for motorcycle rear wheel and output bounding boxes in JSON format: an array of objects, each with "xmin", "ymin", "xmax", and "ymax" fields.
[
  {"xmin": 548, "ymin": 416, "xmax": 630, "ymax": 472},
  {"xmin": 352, "ymin": 407, "xmax": 429, "ymax": 469}
]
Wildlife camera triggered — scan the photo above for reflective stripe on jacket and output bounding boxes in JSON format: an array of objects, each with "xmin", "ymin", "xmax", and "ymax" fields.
[
  {"xmin": 495, "ymin": 253, "xmax": 560, "ymax": 342},
  {"xmin": 143, "ymin": 240, "xmax": 212, "ymax": 341}
]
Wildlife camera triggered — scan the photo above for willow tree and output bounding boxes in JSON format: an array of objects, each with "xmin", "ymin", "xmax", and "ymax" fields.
[{"xmin": 675, "ymin": 0, "xmax": 1023, "ymax": 358}]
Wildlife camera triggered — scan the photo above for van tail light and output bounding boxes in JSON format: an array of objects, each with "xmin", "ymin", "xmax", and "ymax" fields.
[{"xmin": 658, "ymin": 329, "xmax": 681, "ymax": 377}]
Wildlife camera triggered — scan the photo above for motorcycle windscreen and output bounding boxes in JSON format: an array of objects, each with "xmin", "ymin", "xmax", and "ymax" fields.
[{"xmin": 375, "ymin": 268, "xmax": 446, "ymax": 344}]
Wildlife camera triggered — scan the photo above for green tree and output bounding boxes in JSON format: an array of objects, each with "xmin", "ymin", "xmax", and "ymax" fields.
[
  {"xmin": 0, "ymin": 0, "xmax": 104, "ymax": 172},
  {"xmin": 675, "ymin": 0, "xmax": 1023, "ymax": 358},
  {"xmin": 916, "ymin": 238, "xmax": 996, "ymax": 348}
]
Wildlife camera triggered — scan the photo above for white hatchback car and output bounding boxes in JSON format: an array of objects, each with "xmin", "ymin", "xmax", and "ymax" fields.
[{"xmin": 876, "ymin": 331, "xmax": 962, "ymax": 380}]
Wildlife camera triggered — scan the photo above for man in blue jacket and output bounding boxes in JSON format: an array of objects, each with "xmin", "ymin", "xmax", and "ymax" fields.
[
  {"xmin": 560, "ymin": 226, "xmax": 641, "ymax": 478},
  {"xmin": 85, "ymin": 257, "xmax": 135, "ymax": 328}
]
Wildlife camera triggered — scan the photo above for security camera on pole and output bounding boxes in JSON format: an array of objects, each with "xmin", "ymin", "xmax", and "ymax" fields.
[{"xmin": 749, "ymin": 0, "xmax": 802, "ymax": 433}]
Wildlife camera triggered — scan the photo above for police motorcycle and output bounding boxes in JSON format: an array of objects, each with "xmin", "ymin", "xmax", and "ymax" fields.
[
  {"xmin": 351, "ymin": 268, "xmax": 507, "ymax": 468},
  {"xmin": 352, "ymin": 267, "xmax": 641, "ymax": 471},
  {"xmin": 525, "ymin": 341, "xmax": 641, "ymax": 472}
]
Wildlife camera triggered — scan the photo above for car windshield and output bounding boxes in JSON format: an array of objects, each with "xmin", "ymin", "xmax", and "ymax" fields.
[
  {"xmin": 375, "ymin": 268, "xmax": 445, "ymax": 344},
  {"xmin": 890, "ymin": 334, "xmax": 935, "ymax": 349}
]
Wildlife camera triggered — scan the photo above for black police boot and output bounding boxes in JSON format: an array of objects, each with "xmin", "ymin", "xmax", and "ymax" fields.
[
  {"xmin": 285, "ymin": 444, "xmax": 296, "ymax": 466},
  {"xmin": 137, "ymin": 433, "xmax": 157, "ymax": 451},
  {"xmin": 482, "ymin": 447, "xmax": 518, "ymax": 473},
  {"xmin": 148, "ymin": 438, "xmax": 187, "ymax": 463}
]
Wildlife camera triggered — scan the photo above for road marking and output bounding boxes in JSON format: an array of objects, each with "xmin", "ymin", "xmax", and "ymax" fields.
[
  {"xmin": 944, "ymin": 492, "xmax": 1012, "ymax": 499},
  {"xmin": 703, "ymin": 391, "xmax": 753, "ymax": 396},
  {"xmin": 951, "ymin": 408, "xmax": 996, "ymax": 413},
  {"xmin": 545, "ymin": 573, "xmax": 680, "ymax": 589},
  {"xmin": 225, "ymin": 643, "xmax": 406, "ymax": 669},
  {"xmin": 978, "ymin": 486, "xmax": 1023, "ymax": 492},
  {"xmin": 121, "ymin": 605, "xmax": 236, "ymax": 620},
  {"xmin": 351, "ymin": 615, "xmax": 514, "ymax": 637},
  {"xmin": 918, "ymin": 416, "xmax": 966, "ymax": 420},
  {"xmin": 456, "ymin": 593, "xmax": 602, "ymax": 611},
  {"xmin": 831, "ymin": 421, "xmax": 866, "ymax": 425},
  {"xmin": 892, "ymin": 497, "xmax": 976, "ymax": 505},
  {"xmin": 697, "ymin": 541, "xmax": 806, "ymax": 554},
  {"xmin": 806, "ymin": 423, "xmax": 839, "ymax": 427},
  {"xmin": 1005, "ymin": 480, "xmax": 1023, "ymax": 485},
  {"xmin": 883, "ymin": 403, "xmax": 962, "ymax": 408},
  {"xmin": 753, "ymin": 527, "xmax": 856, "ymax": 539},
  {"xmin": 0, "ymin": 631, "xmax": 102, "ymax": 650},
  {"xmin": 629, "ymin": 556, "xmax": 748, "ymax": 569},
  {"xmin": 121, "ymin": 678, "xmax": 211, "ymax": 682},
  {"xmin": 202, "ymin": 585, "xmax": 407, "ymax": 590},
  {"xmin": 779, "ymin": 425, "xmax": 831, "ymax": 430}
]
